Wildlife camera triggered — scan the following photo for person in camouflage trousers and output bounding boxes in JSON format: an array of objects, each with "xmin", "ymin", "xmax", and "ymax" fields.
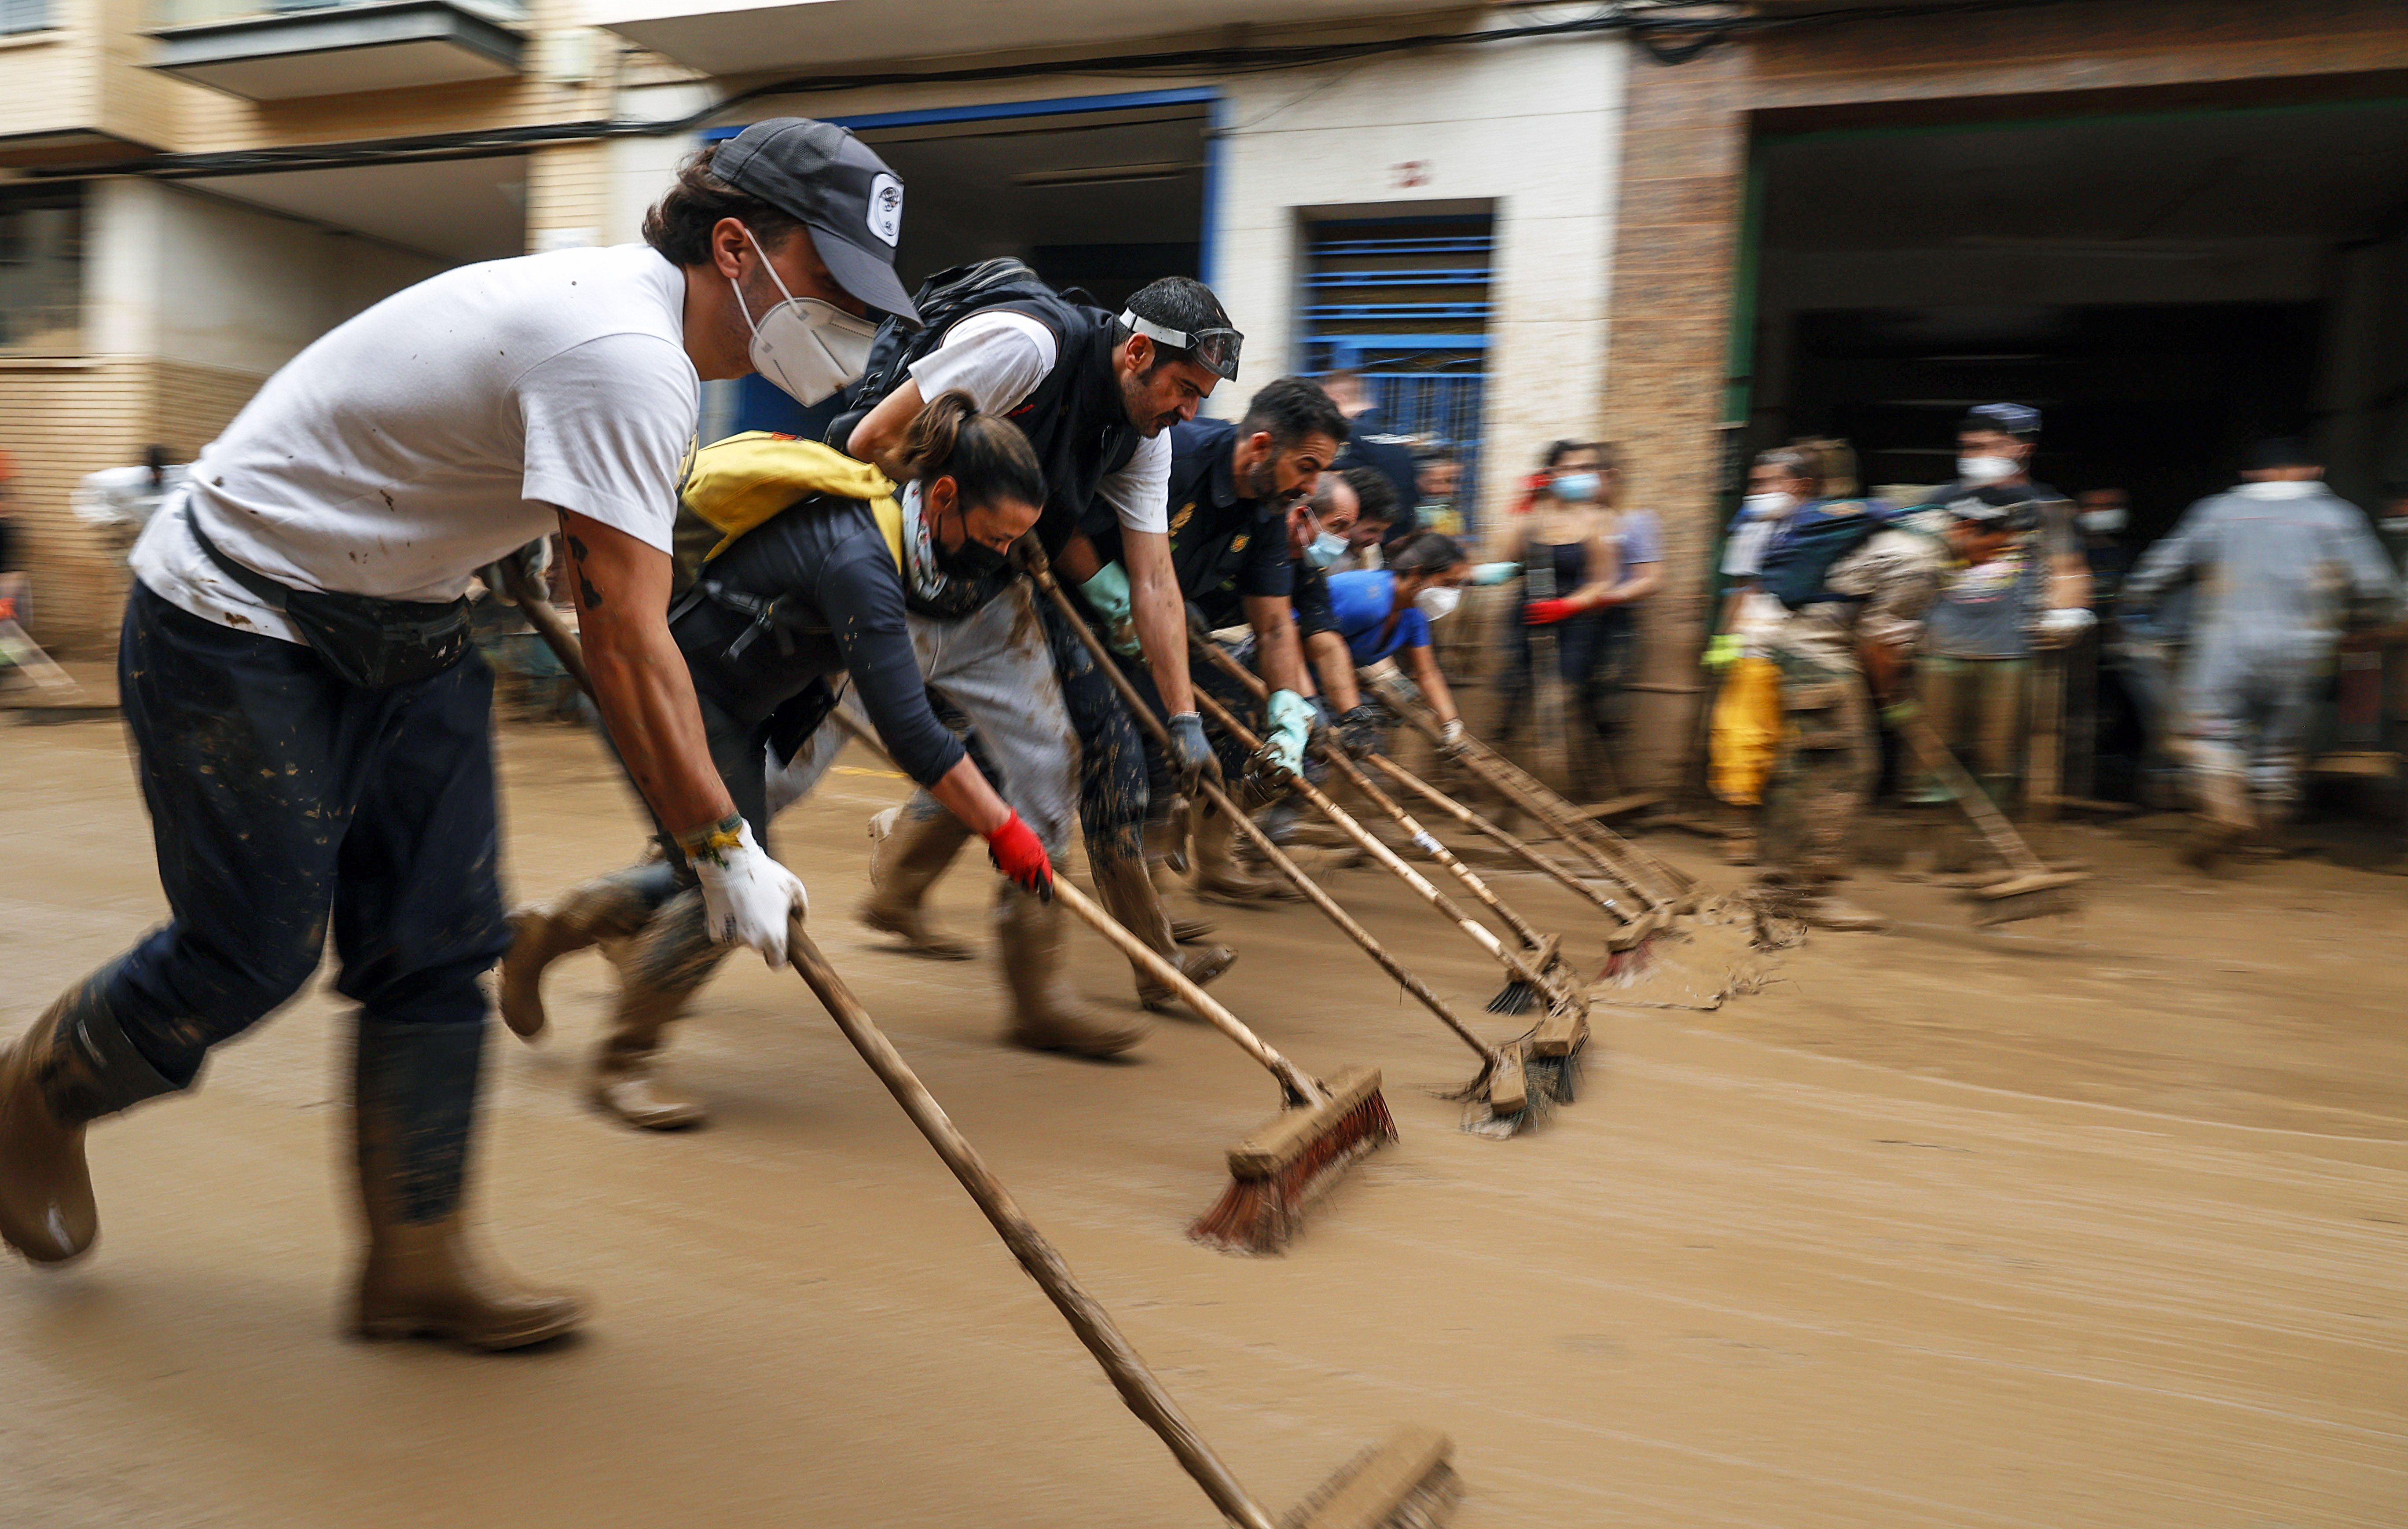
[{"xmin": 1754, "ymin": 489, "xmax": 2034, "ymax": 931}]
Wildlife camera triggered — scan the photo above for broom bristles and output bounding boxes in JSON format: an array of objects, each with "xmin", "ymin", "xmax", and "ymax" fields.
[
  {"xmin": 1283, "ymin": 1426, "xmax": 1461, "ymax": 1529},
  {"xmin": 1190, "ymin": 1082, "xmax": 1397, "ymax": 1254},
  {"xmin": 1483, "ymin": 979, "xmax": 1535, "ymax": 1015}
]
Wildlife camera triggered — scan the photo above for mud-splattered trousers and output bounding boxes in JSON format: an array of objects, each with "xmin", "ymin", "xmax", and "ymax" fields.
[
  {"xmin": 1759, "ymin": 648, "xmax": 1879, "ymax": 885},
  {"xmin": 69, "ymin": 585, "xmax": 510, "ymax": 1222},
  {"xmin": 768, "ymin": 581, "xmax": 1079, "ymax": 858}
]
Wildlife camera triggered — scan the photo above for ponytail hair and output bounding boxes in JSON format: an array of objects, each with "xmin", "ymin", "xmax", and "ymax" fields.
[
  {"xmin": 892, "ymin": 389, "xmax": 1046, "ymax": 511},
  {"xmin": 1388, "ymin": 529, "xmax": 1465, "ymax": 576}
]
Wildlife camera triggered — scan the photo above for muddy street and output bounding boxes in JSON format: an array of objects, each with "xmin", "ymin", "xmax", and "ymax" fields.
[{"xmin": 3, "ymin": 716, "xmax": 2401, "ymax": 1528}]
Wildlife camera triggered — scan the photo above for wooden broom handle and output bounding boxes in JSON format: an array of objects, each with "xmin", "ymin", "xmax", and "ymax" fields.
[
  {"xmin": 785, "ymin": 926, "xmax": 1279, "ymax": 1529},
  {"xmin": 825, "ymin": 709, "xmax": 1325, "ymax": 1108},
  {"xmin": 1364, "ymin": 750, "xmax": 1634, "ymax": 924},
  {"xmin": 1896, "ymin": 714, "xmax": 2053, "ymax": 877},
  {"xmin": 1020, "ymin": 549, "xmax": 1496, "ymax": 1064},
  {"xmin": 1188, "ymin": 636, "xmax": 1553, "ymax": 952}
]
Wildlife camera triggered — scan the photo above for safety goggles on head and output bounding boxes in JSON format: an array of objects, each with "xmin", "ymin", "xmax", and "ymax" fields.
[{"xmin": 1118, "ymin": 310, "xmax": 1243, "ymax": 382}]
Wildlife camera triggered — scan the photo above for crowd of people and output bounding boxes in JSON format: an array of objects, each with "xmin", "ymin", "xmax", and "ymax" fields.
[
  {"xmin": 2, "ymin": 109, "xmax": 2404, "ymax": 1381},
  {"xmin": 1703, "ymin": 407, "xmax": 2404, "ymax": 928}
]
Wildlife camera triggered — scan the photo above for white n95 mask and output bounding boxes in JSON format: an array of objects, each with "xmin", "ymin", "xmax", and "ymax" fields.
[
  {"xmin": 1415, "ymin": 585, "xmax": 1461, "ymax": 621},
  {"xmin": 1957, "ymin": 455, "xmax": 2019, "ymax": 486},
  {"xmin": 732, "ymin": 227, "xmax": 879, "ymax": 405}
]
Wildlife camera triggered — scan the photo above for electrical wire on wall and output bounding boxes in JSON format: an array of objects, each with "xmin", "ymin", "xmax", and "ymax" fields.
[{"xmin": 31, "ymin": 0, "xmax": 2090, "ymax": 183}]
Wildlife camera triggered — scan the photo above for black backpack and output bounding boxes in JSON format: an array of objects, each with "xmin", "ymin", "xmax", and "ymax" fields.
[{"xmin": 842, "ymin": 258, "xmax": 1087, "ymax": 418}]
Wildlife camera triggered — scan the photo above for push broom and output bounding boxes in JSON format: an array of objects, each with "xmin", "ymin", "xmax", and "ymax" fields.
[
  {"xmin": 504, "ymin": 558, "xmax": 1393, "ymax": 1254},
  {"xmin": 1025, "ymin": 550, "xmax": 1559, "ymax": 1137},
  {"xmin": 1183, "ymin": 682, "xmax": 1592, "ymax": 1126},
  {"xmin": 825, "ymin": 710, "xmax": 1394, "ymax": 1253},
  {"xmin": 789, "ymin": 917, "xmax": 1462, "ymax": 1529},
  {"xmin": 1895, "ymin": 711, "xmax": 2088, "ymax": 926},
  {"xmin": 1188, "ymin": 635, "xmax": 1582, "ymax": 1017}
]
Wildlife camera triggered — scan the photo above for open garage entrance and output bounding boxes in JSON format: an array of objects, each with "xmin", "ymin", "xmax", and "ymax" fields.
[
  {"xmin": 1744, "ymin": 95, "xmax": 2408, "ymax": 531},
  {"xmin": 711, "ymin": 92, "xmax": 1211, "ymax": 439}
]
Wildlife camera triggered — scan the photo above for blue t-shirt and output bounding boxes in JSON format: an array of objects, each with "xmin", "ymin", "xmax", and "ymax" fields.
[{"xmin": 1326, "ymin": 569, "xmax": 1429, "ymax": 664}]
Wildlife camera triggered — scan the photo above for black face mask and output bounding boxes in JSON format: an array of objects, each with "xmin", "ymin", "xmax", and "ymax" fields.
[{"xmin": 934, "ymin": 499, "xmax": 1012, "ymax": 581}]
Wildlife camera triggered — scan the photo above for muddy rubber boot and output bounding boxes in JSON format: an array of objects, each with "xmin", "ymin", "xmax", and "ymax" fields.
[
  {"xmin": 498, "ymin": 866, "xmax": 661, "ymax": 1039},
  {"xmin": 591, "ymin": 891, "xmax": 721, "ymax": 1131},
  {"xmin": 1090, "ymin": 850, "xmax": 1236, "ymax": 1015},
  {"xmin": 859, "ymin": 808, "xmax": 977, "ymax": 961},
  {"xmin": 1171, "ymin": 917, "xmax": 1218, "ymax": 944},
  {"xmin": 995, "ymin": 887, "xmax": 1149, "ymax": 1058},
  {"xmin": 1145, "ymin": 813, "xmax": 1190, "ymax": 897},
  {"xmin": 1190, "ymin": 795, "xmax": 1303, "ymax": 904},
  {"xmin": 351, "ymin": 1016, "xmax": 584, "ymax": 1350},
  {"xmin": 2178, "ymin": 769, "xmax": 2255, "ymax": 873},
  {"xmin": 0, "ymin": 964, "xmax": 175, "ymax": 1265}
]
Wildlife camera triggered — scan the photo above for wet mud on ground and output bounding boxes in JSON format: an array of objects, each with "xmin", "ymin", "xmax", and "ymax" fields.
[{"xmin": 2, "ymin": 718, "xmax": 2402, "ymax": 1527}]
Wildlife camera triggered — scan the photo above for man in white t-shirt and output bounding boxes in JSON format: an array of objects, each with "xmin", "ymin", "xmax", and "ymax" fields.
[
  {"xmin": 843, "ymin": 275, "xmax": 1248, "ymax": 1011},
  {"xmin": 0, "ymin": 119, "xmax": 918, "ymax": 1351}
]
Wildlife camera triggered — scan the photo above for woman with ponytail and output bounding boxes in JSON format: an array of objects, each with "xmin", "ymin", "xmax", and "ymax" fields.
[{"xmin": 504, "ymin": 390, "xmax": 1149, "ymax": 1134}]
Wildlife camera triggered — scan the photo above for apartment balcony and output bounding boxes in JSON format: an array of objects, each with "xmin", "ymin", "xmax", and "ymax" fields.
[
  {"xmin": 147, "ymin": 0, "xmax": 525, "ymax": 101},
  {"xmin": 588, "ymin": 0, "xmax": 1416, "ymax": 78}
]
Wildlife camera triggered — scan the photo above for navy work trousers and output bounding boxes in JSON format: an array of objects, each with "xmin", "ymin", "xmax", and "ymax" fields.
[{"xmin": 100, "ymin": 585, "xmax": 510, "ymax": 1096}]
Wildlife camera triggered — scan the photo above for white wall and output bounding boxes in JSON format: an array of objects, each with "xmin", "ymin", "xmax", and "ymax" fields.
[
  {"xmin": 88, "ymin": 179, "xmax": 446, "ymax": 377},
  {"xmin": 1211, "ymin": 24, "xmax": 1626, "ymax": 527}
]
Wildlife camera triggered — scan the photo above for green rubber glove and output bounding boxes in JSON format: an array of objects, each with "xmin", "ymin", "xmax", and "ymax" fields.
[
  {"xmin": 1263, "ymin": 688, "xmax": 1313, "ymax": 775},
  {"xmin": 1702, "ymin": 632, "xmax": 1742, "ymax": 672},
  {"xmin": 1079, "ymin": 563, "xmax": 1142, "ymax": 656}
]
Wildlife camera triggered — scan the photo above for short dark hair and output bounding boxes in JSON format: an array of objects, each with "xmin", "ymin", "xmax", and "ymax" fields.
[
  {"xmin": 1388, "ymin": 529, "xmax": 1465, "ymax": 576},
  {"xmin": 1340, "ymin": 466, "xmax": 1399, "ymax": 525},
  {"xmin": 2244, "ymin": 436, "xmax": 2320, "ymax": 472},
  {"xmin": 642, "ymin": 143, "xmax": 805, "ymax": 268},
  {"xmin": 1115, "ymin": 276, "xmax": 1230, "ymax": 374},
  {"xmin": 1241, "ymin": 377, "xmax": 1349, "ymax": 453}
]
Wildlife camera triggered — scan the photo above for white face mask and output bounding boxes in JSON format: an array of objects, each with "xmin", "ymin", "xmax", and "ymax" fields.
[
  {"xmin": 1742, "ymin": 491, "xmax": 1795, "ymax": 519},
  {"xmin": 730, "ymin": 228, "xmax": 879, "ymax": 406},
  {"xmin": 1415, "ymin": 584, "xmax": 1461, "ymax": 622},
  {"xmin": 1958, "ymin": 455, "xmax": 2019, "ymax": 486},
  {"xmin": 2078, "ymin": 507, "xmax": 2127, "ymax": 535}
]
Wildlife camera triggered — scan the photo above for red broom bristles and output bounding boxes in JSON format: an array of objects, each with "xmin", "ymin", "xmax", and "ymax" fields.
[{"xmin": 1189, "ymin": 1089, "xmax": 1397, "ymax": 1255}]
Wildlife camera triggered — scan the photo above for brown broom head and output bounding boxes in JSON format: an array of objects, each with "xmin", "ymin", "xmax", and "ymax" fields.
[
  {"xmin": 1970, "ymin": 871, "xmax": 2088, "ymax": 927},
  {"xmin": 1282, "ymin": 1426, "xmax": 1461, "ymax": 1529},
  {"xmin": 1190, "ymin": 1066, "xmax": 1395, "ymax": 1255}
]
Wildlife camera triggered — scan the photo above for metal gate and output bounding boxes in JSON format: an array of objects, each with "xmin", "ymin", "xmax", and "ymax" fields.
[{"xmin": 1301, "ymin": 213, "xmax": 1493, "ymax": 524}]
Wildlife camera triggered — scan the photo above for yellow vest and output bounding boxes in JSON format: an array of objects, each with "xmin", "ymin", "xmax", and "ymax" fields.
[{"xmin": 678, "ymin": 432, "xmax": 906, "ymax": 569}]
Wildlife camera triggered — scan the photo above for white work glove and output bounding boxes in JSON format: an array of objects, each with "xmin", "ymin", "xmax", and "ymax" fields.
[
  {"xmin": 687, "ymin": 819, "xmax": 809, "ymax": 966},
  {"xmin": 1262, "ymin": 688, "xmax": 1314, "ymax": 776},
  {"xmin": 2034, "ymin": 605, "xmax": 2096, "ymax": 648},
  {"xmin": 1439, "ymin": 718, "xmax": 1466, "ymax": 750}
]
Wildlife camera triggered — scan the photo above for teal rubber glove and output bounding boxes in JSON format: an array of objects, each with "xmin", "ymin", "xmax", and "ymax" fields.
[
  {"xmin": 1263, "ymin": 687, "xmax": 1313, "ymax": 775},
  {"xmin": 1079, "ymin": 562, "xmax": 1142, "ymax": 656},
  {"xmin": 1702, "ymin": 632, "xmax": 1742, "ymax": 672},
  {"xmin": 1470, "ymin": 561, "xmax": 1520, "ymax": 587}
]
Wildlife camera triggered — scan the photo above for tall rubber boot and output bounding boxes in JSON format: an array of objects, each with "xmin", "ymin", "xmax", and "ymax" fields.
[
  {"xmin": 859, "ymin": 807, "xmax": 977, "ymax": 961},
  {"xmin": 995, "ymin": 886, "xmax": 1149, "ymax": 1057},
  {"xmin": 498, "ymin": 864, "xmax": 662, "ymax": 1039},
  {"xmin": 1144, "ymin": 808, "xmax": 1217, "ymax": 942},
  {"xmin": 351, "ymin": 1015, "xmax": 584, "ymax": 1349},
  {"xmin": 2180, "ymin": 764, "xmax": 2254, "ymax": 872},
  {"xmin": 1190, "ymin": 794, "xmax": 1302, "ymax": 904},
  {"xmin": 1090, "ymin": 849, "xmax": 1236, "ymax": 1015},
  {"xmin": 0, "ymin": 962, "xmax": 174, "ymax": 1265},
  {"xmin": 591, "ymin": 890, "xmax": 723, "ymax": 1131}
]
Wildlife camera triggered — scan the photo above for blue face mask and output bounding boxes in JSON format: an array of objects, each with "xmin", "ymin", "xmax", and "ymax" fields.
[
  {"xmin": 1299, "ymin": 509, "xmax": 1346, "ymax": 570},
  {"xmin": 1551, "ymin": 472, "xmax": 1601, "ymax": 502}
]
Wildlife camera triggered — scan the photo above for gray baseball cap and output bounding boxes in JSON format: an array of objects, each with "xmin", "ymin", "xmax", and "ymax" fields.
[{"xmin": 713, "ymin": 117, "xmax": 919, "ymax": 325}]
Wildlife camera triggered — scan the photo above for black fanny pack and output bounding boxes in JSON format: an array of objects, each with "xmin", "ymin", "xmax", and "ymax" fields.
[{"xmin": 187, "ymin": 509, "xmax": 472, "ymax": 689}]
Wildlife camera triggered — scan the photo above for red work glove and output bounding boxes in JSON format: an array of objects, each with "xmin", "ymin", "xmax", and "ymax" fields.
[
  {"xmin": 984, "ymin": 811, "xmax": 1054, "ymax": 899},
  {"xmin": 1523, "ymin": 597, "xmax": 1577, "ymax": 626}
]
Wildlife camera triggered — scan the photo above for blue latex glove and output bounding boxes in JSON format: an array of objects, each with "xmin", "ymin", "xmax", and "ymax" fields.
[
  {"xmin": 1470, "ymin": 561, "xmax": 1520, "ymax": 587},
  {"xmin": 1263, "ymin": 688, "xmax": 1313, "ymax": 775},
  {"xmin": 1079, "ymin": 562, "xmax": 1142, "ymax": 656},
  {"xmin": 1166, "ymin": 711, "xmax": 1218, "ymax": 788}
]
